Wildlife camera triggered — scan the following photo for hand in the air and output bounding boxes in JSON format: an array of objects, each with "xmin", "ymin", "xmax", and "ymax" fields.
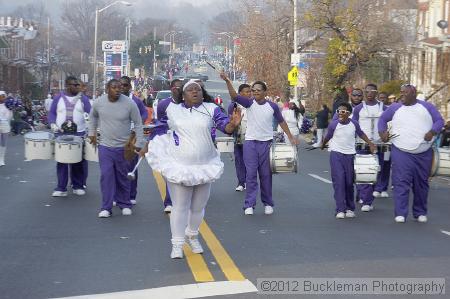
[{"xmin": 219, "ymin": 71, "xmax": 229, "ymax": 82}]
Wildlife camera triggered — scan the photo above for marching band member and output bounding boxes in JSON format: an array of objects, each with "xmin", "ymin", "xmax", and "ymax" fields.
[
  {"xmin": 0, "ymin": 91, "xmax": 13, "ymax": 167},
  {"xmin": 221, "ymin": 72, "xmax": 299, "ymax": 215},
  {"xmin": 48, "ymin": 76, "xmax": 91, "ymax": 197},
  {"xmin": 279, "ymin": 99, "xmax": 303, "ymax": 145},
  {"xmin": 140, "ymin": 79, "xmax": 241, "ymax": 259},
  {"xmin": 120, "ymin": 76, "xmax": 148, "ymax": 205},
  {"xmin": 378, "ymin": 84, "xmax": 444, "ymax": 223},
  {"xmin": 352, "ymin": 83, "xmax": 387, "ymax": 211},
  {"xmin": 88, "ymin": 79, "xmax": 144, "ymax": 218},
  {"xmin": 155, "ymin": 78, "xmax": 183, "ymax": 213},
  {"xmin": 227, "ymin": 83, "xmax": 251, "ymax": 192},
  {"xmin": 322, "ymin": 102, "xmax": 376, "ymax": 219}
]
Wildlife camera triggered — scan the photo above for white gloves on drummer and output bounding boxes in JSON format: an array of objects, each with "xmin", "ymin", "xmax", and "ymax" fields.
[{"xmin": 51, "ymin": 123, "xmax": 60, "ymax": 133}]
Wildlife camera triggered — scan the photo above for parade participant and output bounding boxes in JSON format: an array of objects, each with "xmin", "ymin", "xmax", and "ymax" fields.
[
  {"xmin": 227, "ymin": 83, "xmax": 251, "ymax": 192},
  {"xmin": 89, "ymin": 79, "xmax": 144, "ymax": 218},
  {"xmin": 120, "ymin": 76, "xmax": 148, "ymax": 205},
  {"xmin": 322, "ymin": 102, "xmax": 376, "ymax": 219},
  {"xmin": 378, "ymin": 84, "xmax": 444, "ymax": 223},
  {"xmin": 154, "ymin": 78, "xmax": 183, "ymax": 213},
  {"xmin": 352, "ymin": 83, "xmax": 387, "ymax": 211},
  {"xmin": 141, "ymin": 79, "xmax": 242, "ymax": 259},
  {"xmin": 44, "ymin": 93, "xmax": 53, "ymax": 113},
  {"xmin": 0, "ymin": 91, "xmax": 13, "ymax": 166},
  {"xmin": 312, "ymin": 104, "xmax": 330, "ymax": 147},
  {"xmin": 279, "ymin": 99, "xmax": 303, "ymax": 145},
  {"xmin": 48, "ymin": 76, "xmax": 91, "ymax": 197},
  {"xmin": 221, "ymin": 72, "xmax": 299, "ymax": 215},
  {"xmin": 378, "ymin": 92, "xmax": 391, "ymax": 107}
]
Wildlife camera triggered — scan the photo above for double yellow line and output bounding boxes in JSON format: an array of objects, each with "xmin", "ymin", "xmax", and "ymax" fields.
[{"xmin": 153, "ymin": 171, "xmax": 245, "ymax": 282}]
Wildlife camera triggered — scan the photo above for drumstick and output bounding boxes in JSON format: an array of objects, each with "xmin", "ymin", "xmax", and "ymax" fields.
[
  {"xmin": 206, "ymin": 61, "xmax": 222, "ymax": 74},
  {"xmin": 127, "ymin": 156, "xmax": 143, "ymax": 181}
]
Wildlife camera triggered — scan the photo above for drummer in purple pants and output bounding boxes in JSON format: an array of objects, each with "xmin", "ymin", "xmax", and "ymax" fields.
[
  {"xmin": 221, "ymin": 72, "xmax": 299, "ymax": 215},
  {"xmin": 88, "ymin": 79, "xmax": 144, "ymax": 218}
]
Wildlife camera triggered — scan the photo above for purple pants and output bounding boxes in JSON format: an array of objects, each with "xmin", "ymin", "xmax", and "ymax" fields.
[
  {"xmin": 374, "ymin": 151, "xmax": 391, "ymax": 192},
  {"xmin": 98, "ymin": 145, "xmax": 131, "ymax": 211},
  {"xmin": 330, "ymin": 151, "xmax": 355, "ymax": 213},
  {"xmin": 356, "ymin": 148, "xmax": 384, "ymax": 205},
  {"xmin": 164, "ymin": 181, "xmax": 172, "ymax": 207},
  {"xmin": 55, "ymin": 160, "xmax": 87, "ymax": 191},
  {"xmin": 234, "ymin": 144, "xmax": 246, "ymax": 186},
  {"xmin": 243, "ymin": 140, "xmax": 273, "ymax": 209},
  {"xmin": 128, "ymin": 155, "xmax": 139, "ymax": 200},
  {"xmin": 391, "ymin": 146, "xmax": 432, "ymax": 218}
]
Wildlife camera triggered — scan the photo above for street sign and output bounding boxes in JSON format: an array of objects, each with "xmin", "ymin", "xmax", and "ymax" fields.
[
  {"xmin": 288, "ymin": 66, "xmax": 298, "ymax": 86},
  {"xmin": 291, "ymin": 53, "xmax": 300, "ymax": 66},
  {"xmin": 158, "ymin": 41, "xmax": 171, "ymax": 45},
  {"xmin": 80, "ymin": 74, "xmax": 88, "ymax": 83},
  {"xmin": 102, "ymin": 40, "xmax": 127, "ymax": 52}
]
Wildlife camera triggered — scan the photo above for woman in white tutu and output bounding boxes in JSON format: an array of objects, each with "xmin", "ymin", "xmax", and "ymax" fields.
[{"xmin": 140, "ymin": 80, "xmax": 242, "ymax": 259}]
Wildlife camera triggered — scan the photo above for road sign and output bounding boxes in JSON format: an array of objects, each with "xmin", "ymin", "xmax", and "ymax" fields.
[
  {"xmin": 288, "ymin": 66, "xmax": 298, "ymax": 86},
  {"xmin": 102, "ymin": 40, "xmax": 127, "ymax": 52},
  {"xmin": 159, "ymin": 41, "xmax": 171, "ymax": 45}
]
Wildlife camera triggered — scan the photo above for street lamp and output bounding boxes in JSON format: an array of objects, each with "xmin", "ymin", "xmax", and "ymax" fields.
[
  {"xmin": 93, "ymin": 0, "xmax": 132, "ymax": 99},
  {"xmin": 216, "ymin": 32, "xmax": 237, "ymax": 80}
]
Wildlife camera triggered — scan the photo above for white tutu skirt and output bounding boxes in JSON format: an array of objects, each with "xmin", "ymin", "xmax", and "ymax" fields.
[{"xmin": 146, "ymin": 134, "xmax": 224, "ymax": 186}]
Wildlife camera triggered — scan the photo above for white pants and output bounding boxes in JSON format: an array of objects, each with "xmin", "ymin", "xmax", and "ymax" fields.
[
  {"xmin": 313, "ymin": 128, "xmax": 325, "ymax": 147},
  {"xmin": 167, "ymin": 182, "xmax": 211, "ymax": 245}
]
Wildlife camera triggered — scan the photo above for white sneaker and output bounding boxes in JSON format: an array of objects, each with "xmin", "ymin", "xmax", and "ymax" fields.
[
  {"xmin": 244, "ymin": 207, "xmax": 254, "ymax": 215},
  {"xmin": 186, "ymin": 236, "xmax": 203, "ymax": 254},
  {"xmin": 113, "ymin": 201, "xmax": 116, "ymax": 206},
  {"xmin": 98, "ymin": 210, "xmax": 111, "ymax": 218},
  {"xmin": 170, "ymin": 244, "xmax": 184, "ymax": 259},
  {"xmin": 358, "ymin": 199, "xmax": 363, "ymax": 204},
  {"xmin": 72, "ymin": 189, "xmax": 86, "ymax": 196},
  {"xmin": 52, "ymin": 191, "xmax": 68, "ymax": 197},
  {"xmin": 130, "ymin": 199, "xmax": 137, "ymax": 205},
  {"xmin": 336, "ymin": 212, "xmax": 345, "ymax": 219},
  {"xmin": 380, "ymin": 191, "xmax": 389, "ymax": 198},
  {"xmin": 372, "ymin": 191, "xmax": 381, "ymax": 198},
  {"xmin": 395, "ymin": 216, "xmax": 405, "ymax": 223},
  {"xmin": 235, "ymin": 185, "xmax": 245, "ymax": 192},
  {"xmin": 345, "ymin": 210, "xmax": 356, "ymax": 218},
  {"xmin": 264, "ymin": 206, "xmax": 274, "ymax": 215},
  {"xmin": 361, "ymin": 205, "xmax": 373, "ymax": 212},
  {"xmin": 122, "ymin": 208, "xmax": 132, "ymax": 216},
  {"xmin": 417, "ymin": 215, "xmax": 428, "ymax": 223},
  {"xmin": 164, "ymin": 205, "xmax": 172, "ymax": 213}
]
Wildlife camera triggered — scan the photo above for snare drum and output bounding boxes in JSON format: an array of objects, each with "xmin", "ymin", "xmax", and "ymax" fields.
[
  {"xmin": 24, "ymin": 131, "xmax": 54, "ymax": 161},
  {"xmin": 354, "ymin": 154, "xmax": 380, "ymax": 184},
  {"xmin": 216, "ymin": 137, "xmax": 234, "ymax": 153},
  {"xmin": 54, "ymin": 136, "xmax": 83, "ymax": 164},
  {"xmin": 431, "ymin": 147, "xmax": 450, "ymax": 177},
  {"xmin": 84, "ymin": 139, "xmax": 99, "ymax": 162},
  {"xmin": 270, "ymin": 143, "xmax": 298, "ymax": 173}
]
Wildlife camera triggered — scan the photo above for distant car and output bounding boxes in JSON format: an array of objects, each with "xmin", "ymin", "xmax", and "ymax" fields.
[
  {"xmin": 186, "ymin": 73, "xmax": 208, "ymax": 82},
  {"xmin": 153, "ymin": 90, "xmax": 172, "ymax": 119}
]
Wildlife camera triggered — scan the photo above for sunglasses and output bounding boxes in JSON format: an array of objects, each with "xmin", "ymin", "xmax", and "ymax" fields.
[
  {"xmin": 351, "ymin": 92, "xmax": 363, "ymax": 96},
  {"xmin": 336, "ymin": 109, "xmax": 350, "ymax": 115},
  {"xmin": 365, "ymin": 89, "xmax": 377, "ymax": 93}
]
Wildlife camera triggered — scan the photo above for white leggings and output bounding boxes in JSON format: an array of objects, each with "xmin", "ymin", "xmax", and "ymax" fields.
[{"xmin": 167, "ymin": 182, "xmax": 211, "ymax": 245}]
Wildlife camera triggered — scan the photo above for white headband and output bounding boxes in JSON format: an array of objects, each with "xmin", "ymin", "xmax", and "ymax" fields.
[{"xmin": 183, "ymin": 79, "xmax": 201, "ymax": 92}]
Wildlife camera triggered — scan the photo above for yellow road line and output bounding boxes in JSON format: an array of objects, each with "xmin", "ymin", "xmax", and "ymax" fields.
[
  {"xmin": 199, "ymin": 222, "xmax": 246, "ymax": 281},
  {"xmin": 153, "ymin": 171, "xmax": 214, "ymax": 282}
]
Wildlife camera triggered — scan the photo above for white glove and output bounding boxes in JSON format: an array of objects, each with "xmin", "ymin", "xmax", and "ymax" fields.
[{"xmin": 51, "ymin": 123, "xmax": 59, "ymax": 133}]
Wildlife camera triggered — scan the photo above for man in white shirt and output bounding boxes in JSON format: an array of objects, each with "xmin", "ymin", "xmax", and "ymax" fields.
[
  {"xmin": 44, "ymin": 93, "xmax": 53, "ymax": 113},
  {"xmin": 0, "ymin": 91, "xmax": 13, "ymax": 166}
]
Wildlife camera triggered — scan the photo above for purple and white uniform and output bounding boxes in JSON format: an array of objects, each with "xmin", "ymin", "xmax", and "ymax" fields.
[
  {"xmin": 48, "ymin": 93, "xmax": 91, "ymax": 192},
  {"xmin": 325, "ymin": 118, "xmax": 366, "ymax": 213},
  {"xmin": 378, "ymin": 100, "xmax": 444, "ymax": 218},
  {"xmin": 234, "ymin": 95, "xmax": 284, "ymax": 210}
]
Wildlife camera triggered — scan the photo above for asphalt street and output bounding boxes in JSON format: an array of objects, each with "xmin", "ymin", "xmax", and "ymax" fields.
[{"xmin": 1, "ymin": 75, "xmax": 450, "ymax": 299}]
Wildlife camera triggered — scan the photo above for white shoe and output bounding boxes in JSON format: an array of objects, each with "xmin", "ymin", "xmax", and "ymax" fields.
[
  {"xmin": 361, "ymin": 205, "xmax": 373, "ymax": 212},
  {"xmin": 372, "ymin": 191, "xmax": 381, "ymax": 197},
  {"xmin": 417, "ymin": 215, "xmax": 428, "ymax": 223},
  {"xmin": 380, "ymin": 191, "xmax": 389, "ymax": 198},
  {"xmin": 244, "ymin": 207, "xmax": 253, "ymax": 215},
  {"xmin": 72, "ymin": 189, "xmax": 86, "ymax": 196},
  {"xmin": 264, "ymin": 206, "xmax": 274, "ymax": 215},
  {"xmin": 52, "ymin": 191, "xmax": 68, "ymax": 197},
  {"xmin": 122, "ymin": 208, "xmax": 132, "ymax": 216},
  {"xmin": 164, "ymin": 205, "xmax": 172, "ymax": 213},
  {"xmin": 345, "ymin": 210, "xmax": 356, "ymax": 218},
  {"xmin": 130, "ymin": 199, "xmax": 137, "ymax": 205},
  {"xmin": 113, "ymin": 201, "xmax": 117, "ymax": 206},
  {"xmin": 170, "ymin": 244, "xmax": 184, "ymax": 259},
  {"xmin": 235, "ymin": 185, "xmax": 245, "ymax": 192},
  {"xmin": 336, "ymin": 212, "xmax": 345, "ymax": 219},
  {"xmin": 186, "ymin": 236, "xmax": 203, "ymax": 254},
  {"xmin": 395, "ymin": 216, "xmax": 405, "ymax": 223},
  {"xmin": 98, "ymin": 210, "xmax": 111, "ymax": 218},
  {"xmin": 358, "ymin": 199, "xmax": 363, "ymax": 204}
]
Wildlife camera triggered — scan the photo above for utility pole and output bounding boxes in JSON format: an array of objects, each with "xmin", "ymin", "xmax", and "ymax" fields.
[
  {"xmin": 47, "ymin": 17, "xmax": 51, "ymax": 94},
  {"xmin": 293, "ymin": 0, "xmax": 298, "ymax": 101},
  {"xmin": 153, "ymin": 27, "xmax": 156, "ymax": 78}
]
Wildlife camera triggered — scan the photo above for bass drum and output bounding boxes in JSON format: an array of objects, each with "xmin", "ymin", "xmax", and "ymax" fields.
[
  {"xmin": 431, "ymin": 146, "xmax": 450, "ymax": 177},
  {"xmin": 270, "ymin": 143, "xmax": 297, "ymax": 174},
  {"xmin": 354, "ymin": 154, "xmax": 380, "ymax": 184}
]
